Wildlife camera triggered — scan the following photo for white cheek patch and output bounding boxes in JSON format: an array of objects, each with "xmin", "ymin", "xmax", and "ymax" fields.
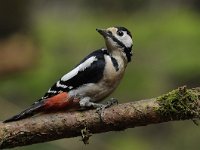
[
  {"xmin": 123, "ymin": 35, "xmax": 133, "ymax": 48},
  {"xmin": 116, "ymin": 32, "xmax": 133, "ymax": 48},
  {"xmin": 61, "ymin": 56, "xmax": 97, "ymax": 81}
]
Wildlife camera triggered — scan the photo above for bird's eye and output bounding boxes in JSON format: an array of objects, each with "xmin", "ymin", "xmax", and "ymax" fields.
[{"xmin": 117, "ymin": 31, "xmax": 124, "ymax": 36}]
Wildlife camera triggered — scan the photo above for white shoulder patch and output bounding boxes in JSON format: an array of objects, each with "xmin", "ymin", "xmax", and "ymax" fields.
[{"xmin": 61, "ymin": 56, "xmax": 97, "ymax": 81}]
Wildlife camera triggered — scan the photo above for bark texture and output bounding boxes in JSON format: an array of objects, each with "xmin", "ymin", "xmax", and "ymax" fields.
[{"xmin": 0, "ymin": 86, "xmax": 199, "ymax": 149}]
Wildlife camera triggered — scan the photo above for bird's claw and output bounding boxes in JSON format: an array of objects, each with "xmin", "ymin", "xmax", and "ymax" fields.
[
  {"xmin": 105, "ymin": 98, "xmax": 118, "ymax": 108},
  {"xmin": 96, "ymin": 98, "xmax": 118, "ymax": 121},
  {"xmin": 96, "ymin": 105, "xmax": 106, "ymax": 121}
]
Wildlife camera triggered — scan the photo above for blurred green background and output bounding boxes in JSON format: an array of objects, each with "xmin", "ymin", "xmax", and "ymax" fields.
[{"xmin": 0, "ymin": 0, "xmax": 200, "ymax": 150}]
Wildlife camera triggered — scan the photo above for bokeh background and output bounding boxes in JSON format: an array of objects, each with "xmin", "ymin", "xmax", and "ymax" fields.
[{"xmin": 0, "ymin": 0, "xmax": 200, "ymax": 149}]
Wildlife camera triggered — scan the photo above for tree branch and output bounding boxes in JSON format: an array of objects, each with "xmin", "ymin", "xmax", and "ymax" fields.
[{"xmin": 0, "ymin": 86, "xmax": 199, "ymax": 149}]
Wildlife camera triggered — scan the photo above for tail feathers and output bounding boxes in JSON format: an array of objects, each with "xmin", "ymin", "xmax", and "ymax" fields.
[{"xmin": 3, "ymin": 102, "xmax": 44, "ymax": 123}]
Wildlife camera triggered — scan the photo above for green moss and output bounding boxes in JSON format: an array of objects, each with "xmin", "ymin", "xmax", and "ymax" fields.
[{"xmin": 156, "ymin": 86, "xmax": 200, "ymax": 119}]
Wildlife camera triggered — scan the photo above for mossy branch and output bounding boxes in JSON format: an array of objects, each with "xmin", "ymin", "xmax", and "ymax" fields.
[{"xmin": 0, "ymin": 86, "xmax": 199, "ymax": 149}]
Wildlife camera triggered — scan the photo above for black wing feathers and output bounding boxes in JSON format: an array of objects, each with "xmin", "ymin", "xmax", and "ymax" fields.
[
  {"xmin": 60, "ymin": 49, "xmax": 106, "ymax": 89},
  {"xmin": 43, "ymin": 49, "xmax": 107, "ymax": 98}
]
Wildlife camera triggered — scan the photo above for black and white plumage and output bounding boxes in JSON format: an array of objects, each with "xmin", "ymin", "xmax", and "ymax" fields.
[{"xmin": 4, "ymin": 26, "xmax": 133, "ymax": 123}]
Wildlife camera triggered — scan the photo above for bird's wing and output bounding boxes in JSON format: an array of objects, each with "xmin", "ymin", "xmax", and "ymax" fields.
[
  {"xmin": 42, "ymin": 49, "xmax": 107, "ymax": 99},
  {"xmin": 3, "ymin": 49, "xmax": 108, "ymax": 122}
]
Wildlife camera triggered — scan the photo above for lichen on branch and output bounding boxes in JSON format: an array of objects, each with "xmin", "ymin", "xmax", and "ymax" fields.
[{"xmin": 157, "ymin": 86, "xmax": 200, "ymax": 120}]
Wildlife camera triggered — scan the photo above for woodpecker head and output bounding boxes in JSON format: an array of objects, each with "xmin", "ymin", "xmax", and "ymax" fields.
[{"xmin": 96, "ymin": 27, "xmax": 133, "ymax": 62}]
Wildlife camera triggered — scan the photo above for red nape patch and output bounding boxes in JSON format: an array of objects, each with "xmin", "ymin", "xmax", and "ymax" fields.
[{"xmin": 43, "ymin": 92, "xmax": 80, "ymax": 111}]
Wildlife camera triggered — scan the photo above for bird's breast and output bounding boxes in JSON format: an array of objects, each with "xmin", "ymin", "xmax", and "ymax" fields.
[
  {"xmin": 88, "ymin": 54, "xmax": 126, "ymax": 101},
  {"xmin": 102, "ymin": 55, "xmax": 125, "ymax": 86},
  {"xmin": 68, "ymin": 54, "xmax": 126, "ymax": 102}
]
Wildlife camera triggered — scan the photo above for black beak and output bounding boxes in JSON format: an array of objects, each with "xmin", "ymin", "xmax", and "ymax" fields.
[{"xmin": 96, "ymin": 28, "xmax": 108, "ymax": 37}]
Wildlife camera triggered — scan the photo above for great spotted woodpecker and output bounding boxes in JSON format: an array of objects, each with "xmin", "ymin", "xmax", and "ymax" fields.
[{"xmin": 4, "ymin": 27, "xmax": 133, "ymax": 123}]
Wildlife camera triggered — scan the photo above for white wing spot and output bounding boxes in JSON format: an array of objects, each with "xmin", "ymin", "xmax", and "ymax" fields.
[
  {"xmin": 61, "ymin": 56, "xmax": 97, "ymax": 81},
  {"xmin": 68, "ymin": 86, "xmax": 73, "ymax": 89},
  {"xmin": 48, "ymin": 89, "xmax": 57, "ymax": 94},
  {"xmin": 56, "ymin": 81, "xmax": 68, "ymax": 88}
]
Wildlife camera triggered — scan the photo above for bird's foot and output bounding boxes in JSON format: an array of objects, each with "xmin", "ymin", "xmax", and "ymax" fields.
[
  {"xmin": 96, "ymin": 104, "xmax": 106, "ymax": 121},
  {"xmin": 105, "ymin": 98, "xmax": 118, "ymax": 107},
  {"xmin": 96, "ymin": 98, "xmax": 118, "ymax": 121}
]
